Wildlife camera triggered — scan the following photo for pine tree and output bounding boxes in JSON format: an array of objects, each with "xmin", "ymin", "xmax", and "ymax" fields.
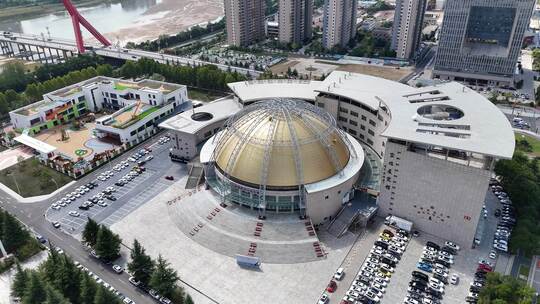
[
  {"xmin": 149, "ymin": 255, "xmax": 179, "ymax": 298},
  {"xmin": 22, "ymin": 272, "xmax": 47, "ymax": 304},
  {"xmin": 1, "ymin": 211, "xmax": 30, "ymax": 253},
  {"xmin": 11, "ymin": 262, "xmax": 29, "ymax": 298},
  {"xmin": 127, "ymin": 239, "xmax": 155, "ymax": 286},
  {"xmin": 82, "ymin": 218, "xmax": 100, "ymax": 246},
  {"xmin": 43, "ymin": 283, "xmax": 70, "ymax": 304},
  {"xmin": 93, "ymin": 285, "xmax": 120, "ymax": 304},
  {"xmin": 185, "ymin": 294, "xmax": 194, "ymax": 304},
  {"xmin": 79, "ymin": 273, "xmax": 98, "ymax": 304},
  {"xmin": 94, "ymin": 225, "xmax": 121, "ymax": 262},
  {"xmin": 54, "ymin": 255, "xmax": 82, "ymax": 302}
]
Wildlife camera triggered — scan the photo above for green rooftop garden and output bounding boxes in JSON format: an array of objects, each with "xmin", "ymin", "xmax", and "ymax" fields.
[{"xmin": 112, "ymin": 106, "xmax": 159, "ymax": 129}]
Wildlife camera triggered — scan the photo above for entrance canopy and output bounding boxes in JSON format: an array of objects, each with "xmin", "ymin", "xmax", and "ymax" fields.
[{"xmin": 14, "ymin": 134, "xmax": 56, "ymax": 154}]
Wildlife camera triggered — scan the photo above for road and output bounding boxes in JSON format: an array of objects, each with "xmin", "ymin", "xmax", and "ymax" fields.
[
  {"xmin": 0, "ymin": 133, "xmax": 182, "ymax": 304},
  {"xmin": 400, "ymin": 45, "xmax": 436, "ymax": 84}
]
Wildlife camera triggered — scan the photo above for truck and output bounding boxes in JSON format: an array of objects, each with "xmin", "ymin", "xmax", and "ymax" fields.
[
  {"xmin": 236, "ymin": 254, "xmax": 261, "ymax": 268},
  {"xmin": 384, "ymin": 215, "xmax": 413, "ymax": 232}
]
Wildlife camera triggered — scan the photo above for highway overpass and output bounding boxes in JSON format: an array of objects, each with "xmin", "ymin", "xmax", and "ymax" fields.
[{"xmin": 0, "ymin": 32, "xmax": 261, "ymax": 77}]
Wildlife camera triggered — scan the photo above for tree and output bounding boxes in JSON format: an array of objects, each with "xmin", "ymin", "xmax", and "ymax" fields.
[
  {"xmin": 94, "ymin": 225, "xmax": 122, "ymax": 262},
  {"xmin": 1, "ymin": 210, "xmax": 30, "ymax": 253},
  {"xmin": 185, "ymin": 294, "xmax": 194, "ymax": 304},
  {"xmin": 149, "ymin": 255, "xmax": 179, "ymax": 298},
  {"xmin": 93, "ymin": 285, "xmax": 121, "ymax": 304},
  {"xmin": 478, "ymin": 272, "xmax": 536, "ymax": 304},
  {"xmin": 82, "ymin": 218, "xmax": 100, "ymax": 246},
  {"xmin": 127, "ymin": 239, "xmax": 155, "ymax": 286},
  {"xmin": 11, "ymin": 262, "xmax": 29, "ymax": 298},
  {"xmin": 22, "ymin": 272, "xmax": 47, "ymax": 304},
  {"xmin": 43, "ymin": 284, "xmax": 70, "ymax": 304},
  {"xmin": 54, "ymin": 255, "xmax": 82, "ymax": 303},
  {"xmin": 80, "ymin": 272, "xmax": 98, "ymax": 304}
]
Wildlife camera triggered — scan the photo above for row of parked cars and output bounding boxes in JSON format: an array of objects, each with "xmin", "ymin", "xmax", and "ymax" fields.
[
  {"xmin": 405, "ymin": 241, "xmax": 460, "ymax": 304},
  {"xmin": 128, "ymin": 276, "xmax": 171, "ymax": 304},
  {"xmin": 465, "ymin": 260, "xmax": 493, "ymax": 303},
  {"xmin": 328, "ymin": 228, "xmax": 410, "ymax": 304},
  {"xmin": 51, "ymin": 182, "xmax": 99, "ymax": 211},
  {"xmin": 490, "ymin": 178, "xmax": 515, "ymax": 253}
]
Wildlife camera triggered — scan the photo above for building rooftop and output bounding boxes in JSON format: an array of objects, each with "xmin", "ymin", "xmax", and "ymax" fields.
[
  {"xmin": 228, "ymin": 71, "xmax": 515, "ymax": 159},
  {"xmin": 159, "ymin": 98, "xmax": 242, "ymax": 134},
  {"xmin": 228, "ymin": 79, "xmax": 321, "ymax": 103}
]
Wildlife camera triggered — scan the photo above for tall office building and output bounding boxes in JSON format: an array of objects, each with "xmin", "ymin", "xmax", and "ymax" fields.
[
  {"xmin": 391, "ymin": 0, "xmax": 427, "ymax": 60},
  {"xmin": 224, "ymin": 0, "xmax": 266, "ymax": 47},
  {"xmin": 433, "ymin": 0, "xmax": 534, "ymax": 87},
  {"xmin": 322, "ymin": 0, "xmax": 358, "ymax": 49},
  {"xmin": 278, "ymin": 0, "xmax": 313, "ymax": 44}
]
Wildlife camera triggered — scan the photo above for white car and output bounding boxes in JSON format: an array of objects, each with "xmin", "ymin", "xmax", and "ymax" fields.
[
  {"xmin": 444, "ymin": 241, "xmax": 460, "ymax": 251},
  {"xmin": 97, "ymin": 201, "xmax": 108, "ymax": 207},
  {"xmin": 52, "ymin": 205, "xmax": 61, "ymax": 210},
  {"xmin": 318, "ymin": 293, "xmax": 329, "ymax": 304},
  {"xmin": 333, "ymin": 267, "xmax": 344, "ymax": 280},
  {"xmin": 489, "ymin": 251, "xmax": 497, "ymax": 259},
  {"xmin": 68, "ymin": 211, "xmax": 80, "ymax": 217},
  {"xmin": 450, "ymin": 273, "xmax": 459, "ymax": 285}
]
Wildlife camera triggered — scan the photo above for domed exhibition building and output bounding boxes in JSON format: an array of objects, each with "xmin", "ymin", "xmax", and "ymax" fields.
[
  {"xmin": 161, "ymin": 71, "xmax": 514, "ymax": 250},
  {"xmin": 199, "ymin": 98, "xmax": 364, "ymax": 224}
]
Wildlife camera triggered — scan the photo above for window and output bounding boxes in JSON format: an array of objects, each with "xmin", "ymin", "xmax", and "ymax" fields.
[
  {"xmin": 360, "ymin": 125, "xmax": 365, "ymax": 130},
  {"xmin": 368, "ymin": 129, "xmax": 375, "ymax": 136},
  {"xmin": 369, "ymin": 119, "xmax": 376, "ymax": 127},
  {"xmin": 78, "ymin": 96, "xmax": 84, "ymax": 102},
  {"xmin": 339, "ymin": 107, "xmax": 348, "ymax": 113},
  {"xmin": 349, "ymin": 120, "xmax": 358, "ymax": 126},
  {"xmin": 324, "ymin": 195, "xmax": 329, "ymax": 199},
  {"xmin": 338, "ymin": 116, "xmax": 348, "ymax": 122},
  {"xmin": 350, "ymin": 111, "xmax": 359, "ymax": 117},
  {"xmin": 110, "ymin": 93, "xmax": 117, "ymax": 99},
  {"xmin": 349, "ymin": 129, "xmax": 357, "ymax": 135},
  {"xmin": 130, "ymin": 130, "xmax": 136, "ymax": 136},
  {"xmin": 361, "ymin": 115, "xmax": 367, "ymax": 121},
  {"xmin": 367, "ymin": 138, "xmax": 374, "ymax": 145}
]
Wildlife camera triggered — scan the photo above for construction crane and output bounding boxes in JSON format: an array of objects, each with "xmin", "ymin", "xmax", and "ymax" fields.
[{"xmin": 62, "ymin": 0, "xmax": 111, "ymax": 53}]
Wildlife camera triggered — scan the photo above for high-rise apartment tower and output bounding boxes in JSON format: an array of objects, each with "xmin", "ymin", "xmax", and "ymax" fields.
[
  {"xmin": 322, "ymin": 0, "xmax": 358, "ymax": 49},
  {"xmin": 391, "ymin": 0, "xmax": 427, "ymax": 60},
  {"xmin": 224, "ymin": 0, "xmax": 266, "ymax": 47}
]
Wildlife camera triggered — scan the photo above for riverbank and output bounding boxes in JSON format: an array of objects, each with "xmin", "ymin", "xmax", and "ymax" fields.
[
  {"xmin": 0, "ymin": 0, "xmax": 122, "ymax": 20},
  {"xmin": 108, "ymin": 0, "xmax": 224, "ymax": 45}
]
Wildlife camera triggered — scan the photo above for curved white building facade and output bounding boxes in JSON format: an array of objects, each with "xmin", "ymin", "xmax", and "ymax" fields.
[{"xmin": 227, "ymin": 72, "xmax": 515, "ymax": 246}]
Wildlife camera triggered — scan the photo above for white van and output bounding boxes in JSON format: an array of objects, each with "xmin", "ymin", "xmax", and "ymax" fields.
[{"xmin": 333, "ymin": 267, "xmax": 345, "ymax": 280}]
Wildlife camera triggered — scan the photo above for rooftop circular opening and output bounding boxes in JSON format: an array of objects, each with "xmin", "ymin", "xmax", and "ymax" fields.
[
  {"xmin": 417, "ymin": 105, "xmax": 464, "ymax": 121},
  {"xmin": 191, "ymin": 112, "xmax": 213, "ymax": 121}
]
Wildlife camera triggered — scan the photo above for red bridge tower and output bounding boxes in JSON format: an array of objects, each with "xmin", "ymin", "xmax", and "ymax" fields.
[{"xmin": 62, "ymin": 0, "xmax": 111, "ymax": 53}]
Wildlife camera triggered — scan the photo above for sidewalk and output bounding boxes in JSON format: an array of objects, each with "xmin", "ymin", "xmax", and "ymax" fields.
[{"xmin": 529, "ymin": 255, "xmax": 540, "ymax": 293}]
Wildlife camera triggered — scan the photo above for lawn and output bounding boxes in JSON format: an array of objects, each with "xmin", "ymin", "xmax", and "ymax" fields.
[
  {"xmin": 0, "ymin": 158, "xmax": 73, "ymax": 197},
  {"xmin": 188, "ymin": 88, "xmax": 227, "ymax": 102},
  {"xmin": 515, "ymin": 132, "xmax": 540, "ymax": 157}
]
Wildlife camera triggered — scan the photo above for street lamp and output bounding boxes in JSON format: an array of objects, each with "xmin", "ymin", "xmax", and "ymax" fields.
[
  {"xmin": 7, "ymin": 172, "xmax": 21, "ymax": 195},
  {"xmin": 51, "ymin": 178, "xmax": 59, "ymax": 190}
]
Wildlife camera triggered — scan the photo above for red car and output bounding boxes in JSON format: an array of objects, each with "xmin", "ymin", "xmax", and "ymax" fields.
[
  {"xmin": 326, "ymin": 280, "xmax": 337, "ymax": 293},
  {"xmin": 478, "ymin": 264, "xmax": 492, "ymax": 272}
]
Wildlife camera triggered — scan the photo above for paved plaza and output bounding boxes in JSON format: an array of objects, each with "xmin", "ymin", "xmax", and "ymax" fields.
[{"xmin": 111, "ymin": 175, "xmax": 357, "ymax": 304}]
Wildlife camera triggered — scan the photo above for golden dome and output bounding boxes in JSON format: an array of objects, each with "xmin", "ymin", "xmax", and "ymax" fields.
[{"xmin": 213, "ymin": 99, "xmax": 350, "ymax": 188}]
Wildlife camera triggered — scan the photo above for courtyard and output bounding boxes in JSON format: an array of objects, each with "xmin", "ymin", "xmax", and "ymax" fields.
[{"xmin": 34, "ymin": 122, "xmax": 119, "ymax": 160}]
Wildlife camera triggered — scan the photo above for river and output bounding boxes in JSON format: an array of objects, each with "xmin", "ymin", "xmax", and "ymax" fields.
[{"xmin": 0, "ymin": 0, "xmax": 223, "ymax": 45}]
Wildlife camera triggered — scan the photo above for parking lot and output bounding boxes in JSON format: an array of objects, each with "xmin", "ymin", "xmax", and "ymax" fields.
[{"xmin": 45, "ymin": 134, "xmax": 188, "ymax": 234}]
